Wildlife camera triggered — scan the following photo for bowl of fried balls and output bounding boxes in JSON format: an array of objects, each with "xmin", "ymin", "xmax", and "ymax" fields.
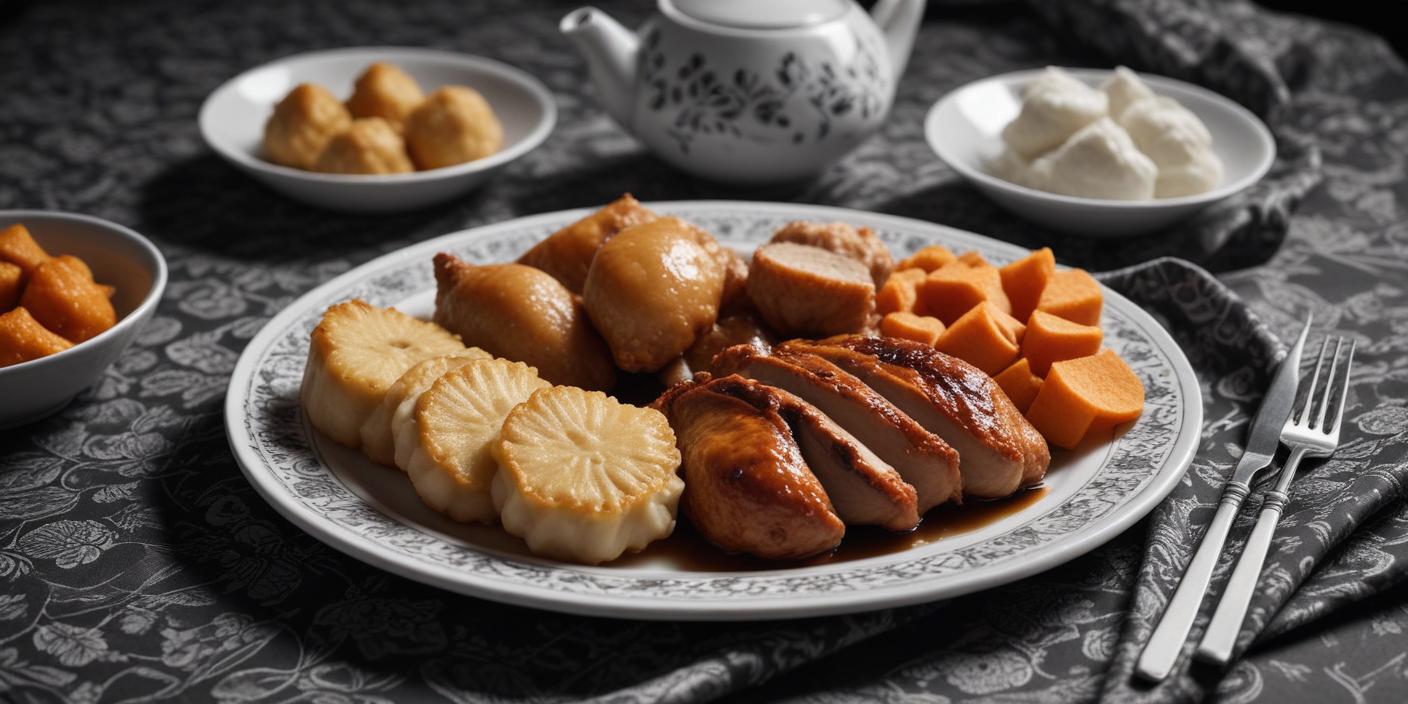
[
  {"xmin": 199, "ymin": 47, "xmax": 556, "ymax": 213},
  {"xmin": 0, "ymin": 211, "xmax": 167, "ymax": 427}
]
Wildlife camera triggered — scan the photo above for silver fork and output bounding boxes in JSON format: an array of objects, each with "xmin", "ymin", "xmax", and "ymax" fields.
[{"xmin": 1195, "ymin": 335, "xmax": 1356, "ymax": 665}]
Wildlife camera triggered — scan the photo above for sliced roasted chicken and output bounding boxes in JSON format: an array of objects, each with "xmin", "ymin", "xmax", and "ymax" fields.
[
  {"xmin": 654, "ymin": 376, "xmax": 845, "ymax": 560},
  {"xmin": 713, "ymin": 345, "xmax": 961, "ymax": 512},
  {"xmin": 782, "ymin": 336, "xmax": 1049, "ymax": 497},
  {"xmin": 702, "ymin": 374, "xmax": 919, "ymax": 531},
  {"xmin": 770, "ymin": 221, "xmax": 894, "ymax": 287},
  {"xmin": 516, "ymin": 194, "xmax": 659, "ymax": 293},
  {"xmin": 747, "ymin": 242, "xmax": 875, "ymax": 338}
]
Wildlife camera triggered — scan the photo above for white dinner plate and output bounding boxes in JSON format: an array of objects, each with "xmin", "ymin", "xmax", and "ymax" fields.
[{"xmin": 225, "ymin": 202, "xmax": 1202, "ymax": 621}]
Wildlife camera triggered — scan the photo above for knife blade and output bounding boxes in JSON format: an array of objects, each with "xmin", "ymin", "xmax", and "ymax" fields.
[{"xmin": 1229, "ymin": 316, "xmax": 1313, "ymax": 492}]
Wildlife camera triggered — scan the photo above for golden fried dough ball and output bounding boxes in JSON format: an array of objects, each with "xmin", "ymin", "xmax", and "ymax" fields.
[
  {"xmin": 345, "ymin": 62, "xmax": 425, "ymax": 133},
  {"xmin": 313, "ymin": 118, "xmax": 415, "ymax": 175},
  {"xmin": 583, "ymin": 218, "xmax": 725, "ymax": 373},
  {"xmin": 263, "ymin": 83, "xmax": 352, "ymax": 170},
  {"xmin": 405, "ymin": 86, "xmax": 503, "ymax": 170},
  {"xmin": 432, "ymin": 253, "xmax": 616, "ymax": 391}
]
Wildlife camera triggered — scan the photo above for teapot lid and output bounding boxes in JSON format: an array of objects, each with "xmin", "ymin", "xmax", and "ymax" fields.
[{"xmin": 664, "ymin": 0, "xmax": 849, "ymax": 30}]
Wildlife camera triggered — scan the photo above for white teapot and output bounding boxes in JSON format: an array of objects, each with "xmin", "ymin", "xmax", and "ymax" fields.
[{"xmin": 562, "ymin": 0, "xmax": 924, "ymax": 184}]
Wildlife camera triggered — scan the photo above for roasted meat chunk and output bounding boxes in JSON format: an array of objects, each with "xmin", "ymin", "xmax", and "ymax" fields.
[
  {"xmin": 770, "ymin": 221, "xmax": 894, "ymax": 287},
  {"xmin": 654, "ymin": 376, "xmax": 845, "ymax": 559},
  {"xmin": 747, "ymin": 243, "xmax": 875, "ymax": 337},
  {"xmin": 783, "ymin": 336, "xmax": 1050, "ymax": 497},
  {"xmin": 432, "ymin": 253, "xmax": 615, "ymax": 390},
  {"xmin": 714, "ymin": 346, "xmax": 962, "ymax": 512},
  {"xmin": 702, "ymin": 375, "xmax": 920, "ymax": 531}
]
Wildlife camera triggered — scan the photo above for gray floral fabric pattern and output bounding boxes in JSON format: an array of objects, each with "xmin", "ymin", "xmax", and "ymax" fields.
[{"xmin": 1, "ymin": 0, "xmax": 1405, "ymax": 703}]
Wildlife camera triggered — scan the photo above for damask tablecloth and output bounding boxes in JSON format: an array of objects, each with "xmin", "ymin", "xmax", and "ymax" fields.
[{"xmin": 2, "ymin": 1, "xmax": 1406, "ymax": 702}]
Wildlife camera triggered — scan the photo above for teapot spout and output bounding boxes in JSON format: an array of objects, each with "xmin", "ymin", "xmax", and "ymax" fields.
[
  {"xmin": 869, "ymin": 0, "xmax": 923, "ymax": 79},
  {"xmin": 561, "ymin": 7, "xmax": 640, "ymax": 130}
]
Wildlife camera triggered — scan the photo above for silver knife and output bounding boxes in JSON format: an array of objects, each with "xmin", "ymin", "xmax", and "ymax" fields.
[{"xmin": 1135, "ymin": 314, "xmax": 1312, "ymax": 681}]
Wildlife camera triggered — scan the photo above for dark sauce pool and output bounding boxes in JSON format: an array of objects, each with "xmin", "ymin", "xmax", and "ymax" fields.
[{"xmin": 612, "ymin": 485, "xmax": 1049, "ymax": 571}]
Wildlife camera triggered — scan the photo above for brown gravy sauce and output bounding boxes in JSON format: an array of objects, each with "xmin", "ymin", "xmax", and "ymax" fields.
[{"xmin": 612, "ymin": 485, "xmax": 1049, "ymax": 571}]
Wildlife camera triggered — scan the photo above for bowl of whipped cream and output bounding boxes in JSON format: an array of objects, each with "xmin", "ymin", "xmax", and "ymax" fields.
[{"xmin": 925, "ymin": 66, "xmax": 1275, "ymax": 237}]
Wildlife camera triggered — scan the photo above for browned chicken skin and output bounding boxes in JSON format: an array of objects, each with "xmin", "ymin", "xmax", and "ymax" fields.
[
  {"xmin": 703, "ymin": 375, "xmax": 920, "ymax": 531},
  {"xmin": 783, "ymin": 336, "xmax": 1050, "ymax": 497},
  {"xmin": 714, "ymin": 345, "xmax": 962, "ymax": 512},
  {"xmin": 655, "ymin": 376, "xmax": 845, "ymax": 560},
  {"xmin": 432, "ymin": 253, "xmax": 615, "ymax": 390},
  {"xmin": 770, "ymin": 221, "xmax": 894, "ymax": 287},
  {"xmin": 516, "ymin": 194, "xmax": 659, "ymax": 294},
  {"xmin": 583, "ymin": 217, "xmax": 725, "ymax": 372}
]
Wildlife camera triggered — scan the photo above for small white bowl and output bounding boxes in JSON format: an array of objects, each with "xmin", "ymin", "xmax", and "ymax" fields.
[
  {"xmin": 199, "ymin": 47, "xmax": 556, "ymax": 213},
  {"xmin": 0, "ymin": 211, "xmax": 167, "ymax": 428},
  {"xmin": 925, "ymin": 68, "xmax": 1275, "ymax": 237}
]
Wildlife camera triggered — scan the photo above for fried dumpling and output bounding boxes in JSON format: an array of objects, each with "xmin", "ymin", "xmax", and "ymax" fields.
[
  {"xmin": 346, "ymin": 62, "xmax": 425, "ymax": 133},
  {"xmin": 313, "ymin": 117, "xmax": 414, "ymax": 174},
  {"xmin": 432, "ymin": 253, "xmax": 615, "ymax": 390},
  {"xmin": 516, "ymin": 194, "xmax": 660, "ymax": 293}
]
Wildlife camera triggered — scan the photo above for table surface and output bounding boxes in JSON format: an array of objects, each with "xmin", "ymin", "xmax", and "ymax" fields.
[{"xmin": 2, "ymin": 1, "xmax": 1407, "ymax": 702}]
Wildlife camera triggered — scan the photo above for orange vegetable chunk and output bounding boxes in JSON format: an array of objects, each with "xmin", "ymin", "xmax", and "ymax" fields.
[
  {"xmin": 1024, "ymin": 349, "xmax": 1145, "ymax": 449},
  {"xmin": 957, "ymin": 251, "xmax": 990, "ymax": 267},
  {"xmin": 897, "ymin": 245, "xmax": 957, "ymax": 273},
  {"xmin": 919, "ymin": 262, "xmax": 1012, "ymax": 325},
  {"xmin": 999, "ymin": 247, "xmax": 1056, "ymax": 322},
  {"xmin": 20, "ymin": 255, "xmax": 117, "ymax": 343},
  {"xmin": 876, "ymin": 268, "xmax": 927, "ymax": 315},
  {"xmin": 0, "ymin": 306, "xmax": 73, "ymax": 367},
  {"xmin": 1035, "ymin": 268, "xmax": 1102, "ymax": 326},
  {"xmin": 1022, "ymin": 310, "xmax": 1103, "ymax": 376},
  {"xmin": 935, "ymin": 302, "xmax": 1024, "ymax": 375},
  {"xmin": 0, "ymin": 261, "xmax": 21, "ymax": 310},
  {"xmin": 880, "ymin": 312, "xmax": 945, "ymax": 346},
  {"xmin": 993, "ymin": 357, "xmax": 1043, "ymax": 412},
  {"xmin": 0, "ymin": 224, "xmax": 52, "ymax": 281}
]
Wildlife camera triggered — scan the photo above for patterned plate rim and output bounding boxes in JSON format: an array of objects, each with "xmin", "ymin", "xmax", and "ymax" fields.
[{"xmin": 225, "ymin": 201, "xmax": 1202, "ymax": 621}]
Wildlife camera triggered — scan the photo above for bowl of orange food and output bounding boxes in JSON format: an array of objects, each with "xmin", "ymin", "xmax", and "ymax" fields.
[
  {"xmin": 198, "ymin": 47, "xmax": 556, "ymax": 213},
  {"xmin": 0, "ymin": 212, "xmax": 167, "ymax": 427}
]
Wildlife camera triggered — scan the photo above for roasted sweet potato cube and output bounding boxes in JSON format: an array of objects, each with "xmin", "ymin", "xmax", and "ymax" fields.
[
  {"xmin": 1000, "ymin": 247, "xmax": 1056, "ymax": 322},
  {"xmin": 0, "ymin": 306, "xmax": 73, "ymax": 366},
  {"xmin": 0, "ymin": 224, "xmax": 52, "ymax": 281},
  {"xmin": 880, "ymin": 311, "xmax": 945, "ymax": 346},
  {"xmin": 919, "ymin": 262, "xmax": 1012, "ymax": 325},
  {"xmin": 957, "ymin": 251, "xmax": 990, "ymax": 267},
  {"xmin": 876, "ymin": 268, "xmax": 926, "ymax": 315},
  {"xmin": 20, "ymin": 256, "xmax": 117, "ymax": 343},
  {"xmin": 1022, "ymin": 310, "xmax": 1103, "ymax": 376},
  {"xmin": 0, "ymin": 262, "xmax": 21, "ymax": 310},
  {"xmin": 1035, "ymin": 268, "xmax": 1102, "ymax": 326},
  {"xmin": 897, "ymin": 245, "xmax": 956, "ymax": 273},
  {"xmin": 935, "ymin": 302, "xmax": 1024, "ymax": 376},
  {"xmin": 1024, "ymin": 349, "xmax": 1144, "ymax": 449},
  {"xmin": 993, "ymin": 357, "xmax": 1043, "ymax": 413}
]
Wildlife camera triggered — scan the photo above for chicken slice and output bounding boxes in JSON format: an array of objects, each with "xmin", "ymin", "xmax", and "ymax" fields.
[
  {"xmin": 703, "ymin": 374, "xmax": 919, "ymax": 531},
  {"xmin": 782, "ymin": 336, "xmax": 1049, "ymax": 497},
  {"xmin": 654, "ymin": 376, "xmax": 845, "ymax": 560},
  {"xmin": 713, "ymin": 346, "xmax": 961, "ymax": 512}
]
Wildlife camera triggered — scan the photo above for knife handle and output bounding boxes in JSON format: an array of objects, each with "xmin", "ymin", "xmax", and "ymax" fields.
[
  {"xmin": 1195, "ymin": 488, "xmax": 1289, "ymax": 665},
  {"xmin": 1135, "ymin": 481, "xmax": 1250, "ymax": 681}
]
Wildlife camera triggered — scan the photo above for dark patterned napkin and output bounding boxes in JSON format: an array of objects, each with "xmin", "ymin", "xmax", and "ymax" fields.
[{"xmin": 1, "ymin": 0, "xmax": 1405, "ymax": 702}]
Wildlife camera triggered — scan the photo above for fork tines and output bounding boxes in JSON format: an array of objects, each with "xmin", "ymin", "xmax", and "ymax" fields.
[{"xmin": 1291, "ymin": 335, "xmax": 1356, "ymax": 439}]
